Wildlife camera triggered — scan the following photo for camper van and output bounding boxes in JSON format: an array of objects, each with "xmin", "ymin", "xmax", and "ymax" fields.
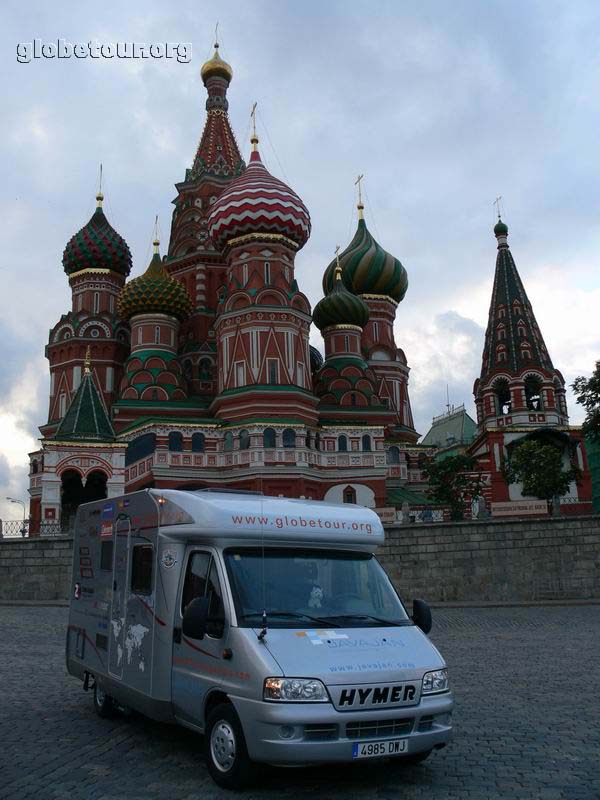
[{"xmin": 67, "ymin": 490, "xmax": 452, "ymax": 788}]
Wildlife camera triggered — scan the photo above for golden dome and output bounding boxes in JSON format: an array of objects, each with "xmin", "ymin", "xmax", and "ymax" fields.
[{"xmin": 200, "ymin": 43, "xmax": 233, "ymax": 84}]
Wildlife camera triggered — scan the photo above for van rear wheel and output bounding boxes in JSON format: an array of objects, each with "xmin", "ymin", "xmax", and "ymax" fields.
[
  {"xmin": 93, "ymin": 683, "xmax": 115, "ymax": 718},
  {"xmin": 205, "ymin": 703, "xmax": 256, "ymax": 789}
]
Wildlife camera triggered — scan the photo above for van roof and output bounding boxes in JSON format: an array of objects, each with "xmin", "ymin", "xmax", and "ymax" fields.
[{"xmin": 153, "ymin": 489, "xmax": 384, "ymax": 547}]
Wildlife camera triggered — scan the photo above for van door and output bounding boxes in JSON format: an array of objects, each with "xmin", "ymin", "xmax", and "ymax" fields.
[
  {"xmin": 172, "ymin": 549, "xmax": 227, "ymax": 726},
  {"xmin": 108, "ymin": 516, "xmax": 130, "ymax": 679}
]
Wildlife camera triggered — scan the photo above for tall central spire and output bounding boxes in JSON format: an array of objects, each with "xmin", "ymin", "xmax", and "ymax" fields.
[{"xmin": 188, "ymin": 41, "xmax": 244, "ymax": 181}]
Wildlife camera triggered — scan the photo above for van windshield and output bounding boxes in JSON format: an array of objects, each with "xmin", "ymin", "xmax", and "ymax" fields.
[{"xmin": 224, "ymin": 548, "xmax": 410, "ymax": 628}]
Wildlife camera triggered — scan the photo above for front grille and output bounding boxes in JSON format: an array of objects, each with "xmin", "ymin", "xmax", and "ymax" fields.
[
  {"xmin": 303, "ymin": 724, "xmax": 339, "ymax": 741},
  {"xmin": 346, "ymin": 717, "xmax": 414, "ymax": 740},
  {"xmin": 418, "ymin": 715, "xmax": 434, "ymax": 732}
]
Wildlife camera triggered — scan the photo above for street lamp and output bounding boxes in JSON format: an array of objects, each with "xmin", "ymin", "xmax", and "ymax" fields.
[{"xmin": 6, "ymin": 497, "xmax": 27, "ymax": 537}]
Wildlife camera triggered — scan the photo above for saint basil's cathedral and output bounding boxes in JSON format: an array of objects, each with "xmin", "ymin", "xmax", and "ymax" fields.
[{"xmin": 26, "ymin": 44, "xmax": 592, "ymax": 530}]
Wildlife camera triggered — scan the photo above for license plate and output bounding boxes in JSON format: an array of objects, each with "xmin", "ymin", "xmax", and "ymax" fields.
[{"xmin": 352, "ymin": 738, "xmax": 408, "ymax": 759}]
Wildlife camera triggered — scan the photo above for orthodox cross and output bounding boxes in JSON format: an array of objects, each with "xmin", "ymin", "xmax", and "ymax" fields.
[
  {"xmin": 250, "ymin": 102, "xmax": 258, "ymax": 148},
  {"xmin": 334, "ymin": 244, "xmax": 342, "ymax": 279},
  {"xmin": 493, "ymin": 195, "xmax": 503, "ymax": 219},
  {"xmin": 98, "ymin": 163, "xmax": 103, "ymax": 194},
  {"xmin": 215, "ymin": 21, "xmax": 219, "ymax": 47},
  {"xmin": 355, "ymin": 173, "xmax": 364, "ymax": 206}
]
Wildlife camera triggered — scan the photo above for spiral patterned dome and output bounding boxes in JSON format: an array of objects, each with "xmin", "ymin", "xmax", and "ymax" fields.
[
  {"xmin": 208, "ymin": 146, "xmax": 311, "ymax": 251},
  {"xmin": 313, "ymin": 268, "xmax": 370, "ymax": 331},
  {"xmin": 118, "ymin": 244, "xmax": 193, "ymax": 321},
  {"xmin": 322, "ymin": 217, "xmax": 408, "ymax": 303},
  {"xmin": 63, "ymin": 194, "xmax": 132, "ymax": 277}
]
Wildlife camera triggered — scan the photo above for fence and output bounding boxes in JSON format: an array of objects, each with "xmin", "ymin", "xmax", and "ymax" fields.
[{"xmin": 0, "ymin": 520, "xmax": 70, "ymax": 539}]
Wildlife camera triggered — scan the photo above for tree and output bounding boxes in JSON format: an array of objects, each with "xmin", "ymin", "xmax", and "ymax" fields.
[
  {"xmin": 572, "ymin": 361, "xmax": 600, "ymax": 443},
  {"xmin": 424, "ymin": 454, "xmax": 485, "ymax": 521},
  {"xmin": 502, "ymin": 440, "xmax": 579, "ymax": 504}
]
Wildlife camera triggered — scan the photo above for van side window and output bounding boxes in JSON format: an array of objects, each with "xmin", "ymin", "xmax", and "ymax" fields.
[
  {"xmin": 181, "ymin": 552, "xmax": 211, "ymax": 614},
  {"xmin": 131, "ymin": 545, "xmax": 154, "ymax": 595},
  {"xmin": 206, "ymin": 560, "xmax": 225, "ymax": 638},
  {"xmin": 100, "ymin": 540, "xmax": 113, "ymax": 571}
]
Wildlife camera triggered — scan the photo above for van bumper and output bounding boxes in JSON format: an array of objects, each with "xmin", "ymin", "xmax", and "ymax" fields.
[{"xmin": 233, "ymin": 692, "xmax": 453, "ymax": 765}]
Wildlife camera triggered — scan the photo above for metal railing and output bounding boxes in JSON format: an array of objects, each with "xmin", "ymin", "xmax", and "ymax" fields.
[{"xmin": 0, "ymin": 520, "xmax": 71, "ymax": 539}]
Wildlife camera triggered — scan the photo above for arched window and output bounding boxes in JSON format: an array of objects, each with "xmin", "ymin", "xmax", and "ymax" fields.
[
  {"xmin": 343, "ymin": 486, "xmax": 357, "ymax": 504},
  {"xmin": 242, "ymin": 264, "xmax": 248, "ymax": 286},
  {"xmin": 191, "ymin": 433, "xmax": 205, "ymax": 452},
  {"xmin": 525, "ymin": 375, "xmax": 543, "ymax": 410},
  {"xmin": 93, "ymin": 292, "xmax": 100, "ymax": 314},
  {"xmin": 306, "ymin": 431, "xmax": 312, "ymax": 449},
  {"xmin": 263, "ymin": 428, "xmax": 276, "ymax": 449},
  {"xmin": 338, "ymin": 434, "xmax": 348, "ymax": 452},
  {"xmin": 31, "ymin": 459, "xmax": 38, "ymax": 474},
  {"xmin": 155, "ymin": 326, "xmax": 161, "ymax": 344},
  {"xmin": 168, "ymin": 432, "xmax": 183, "ymax": 452},
  {"xmin": 362, "ymin": 434, "xmax": 372, "ymax": 451},
  {"xmin": 199, "ymin": 359, "xmax": 212, "ymax": 380},
  {"xmin": 264, "ymin": 261, "xmax": 271, "ymax": 283},
  {"xmin": 137, "ymin": 326, "xmax": 143, "ymax": 345},
  {"xmin": 315, "ymin": 432, "xmax": 321, "ymax": 451},
  {"xmin": 125, "ymin": 433, "xmax": 156, "ymax": 465},
  {"xmin": 239, "ymin": 429, "xmax": 250, "ymax": 450},
  {"xmin": 387, "ymin": 445, "xmax": 400, "ymax": 464},
  {"xmin": 494, "ymin": 378, "xmax": 511, "ymax": 415},
  {"xmin": 224, "ymin": 432, "xmax": 233, "ymax": 452},
  {"xmin": 282, "ymin": 428, "xmax": 296, "ymax": 448}
]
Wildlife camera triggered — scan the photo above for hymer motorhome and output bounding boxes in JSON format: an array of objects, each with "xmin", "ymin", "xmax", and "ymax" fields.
[{"xmin": 67, "ymin": 489, "xmax": 452, "ymax": 788}]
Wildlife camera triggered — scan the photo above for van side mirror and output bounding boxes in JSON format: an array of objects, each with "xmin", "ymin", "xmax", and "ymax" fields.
[
  {"xmin": 412, "ymin": 598, "xmax": 432, "ymax": 634},
  {"xmin": 182, "ymin": 596, "xmax": 210, "ymax": 640}
]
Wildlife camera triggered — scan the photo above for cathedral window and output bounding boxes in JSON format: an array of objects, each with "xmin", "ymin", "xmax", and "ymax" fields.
[
  {"xmin": 59, "ymin": 393, "xmax": 67, "ymax": 417},
  {"xmin": 496, "ymin": 345, "xmax": 507, "ymax": 362},
  {"xmin": 282, "ymin": 429, "xmax": 296, "ymax": 448},
  {"xmin": 524, "ymin": 375, "xmax": 543, "ymax": 410},
  {"xmin": 263, "ymin": 428, "xmax": 276, "ymax": 449},
  {"xmin": 498, "ymin": 306, "xmax": 506, "ymax": 319},
  {"xmin": 343, "ymin": 335, "xmax": 350, "ymax": 351},
  {"xmin": 235, "ymin": 362, "xmax": 246, "ymax": 387},
  {"xmin": 373, "ymin": 322, "xmax": 379, "ymax": 340},
  {"xmin": 306, "ymin": 431, "xmax": 312, "ymax": 449},
  {"xmin": 242, "ymin": 264, "xmax": 248, "ymax": 286},
  {"xmin": 296, "ymin": 362, "xmax": 304, "ymax": 387},
  {"xmin": 494, "ymin": 378, "xmax": 511, "ymax": 415},
  {"xmin": 105, "ymin": 367, "xmax": 113, "ymax": 392},
  {"xmin": 362, "ymin": 434, "xmax": 372, "ymax": 451},
  {"xmin": 338, "ymin": 434, "xmax": 348, "ymax": 452},
  {"xmin": 224, "ymin": 432, "xmax": 234, "ymax": 452},
  {"xmin": 315, "ymin": 432, "xmax": 321, "ymax": 451},
  {"xmin": 155, "ymin": 326, "xmax": 161, "ymax": 344},
  {"xmin": 386, "ymin": 446, "xmax": 400, "ymax": 464},
  {"xmin": 168, "ymin": 432, "xmax": 183, "ymax": 452},
  {"xmin": 191, "ymin": 433, "xmax": 205, "ymax": 452},
  {"xmin": 93, "ymin": 292, "xmax": 100, "ymax": 314},
  {"xmin": 77, "ymin": 294, "xmax": 83, "ymax": 312},
  {"xmin": 239, "ymin": 430, "xmax": 250, "ymax": 450},
  {"xmin": 138, "ymin": 327, "xmax": 143, "ymax": 345},
  {"xmin": 199, "ymin": 359, "xmax": 212, "ymax": 380},
  {"xmin": 109, "ymin": 295, "xmax": 115, "ymax": 314},
  {"xmin": 264, "ymin": 262, "xmax": 271, "ymax": 284},
  {"xmin": 267, "ymin": 359, "xmax": 279, "ymax": 385},
  {"xmin": 343, "ymin": 486, "xmax": 357, "ymax": 504},
  {"xmin": 497, "ymin": 325, "xmax": 506, "ymax": 341}
]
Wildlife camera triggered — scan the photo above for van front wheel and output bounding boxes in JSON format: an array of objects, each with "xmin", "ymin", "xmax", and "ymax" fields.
[
  {"xmin": 93, "ymin": 683, "xmax": 114, "ymax": 718},
  {"xmin": 205, "ymin": 703, "xmax": 256, "ymax": 789}
]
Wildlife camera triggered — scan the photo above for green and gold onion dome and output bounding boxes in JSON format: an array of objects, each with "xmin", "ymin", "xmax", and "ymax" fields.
[
  {"xmin": 63, "ymin": 193, "xmax": 132, "ymax": 277},
  {"xmin": 313, "ymin": 263, "xmax": 370, "ymax": 331},
  {"xmin": 117, "ymin": 240, "xmax": 193, "ymax": 321},
  {"xmin": 201, "ymin": 42, "xmax": 233, "ymax": 84},
  {"xmin": 322, "ymin": 211, "xmax": 408, "ymax": 303}
]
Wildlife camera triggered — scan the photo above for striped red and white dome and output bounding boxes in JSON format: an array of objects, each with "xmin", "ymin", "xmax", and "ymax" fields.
[{"xmin": 208, "ymin": 149, "xmax": 311, "ymax": 251}]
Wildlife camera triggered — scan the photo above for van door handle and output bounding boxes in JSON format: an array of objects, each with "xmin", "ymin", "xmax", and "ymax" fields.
[{"xmin": 173, "ymin": 627, "xmax": 182, "ymax": 644}]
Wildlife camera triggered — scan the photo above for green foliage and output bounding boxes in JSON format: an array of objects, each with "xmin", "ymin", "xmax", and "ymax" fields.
[
  {"xmin": 424, "ymin": 454, "xmax": 485, "ymax": 520},
  {"xmin": 572, "ymin": 361, "xmax": 600, "ymax": 443},
  {"xmin": 502, "ymin": 440, "xmax": 579, "ymax": 502}
]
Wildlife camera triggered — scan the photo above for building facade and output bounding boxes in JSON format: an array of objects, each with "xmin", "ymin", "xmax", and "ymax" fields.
[
  {"xmin": 28, "ymin": 44, "xmax": 425, "ymax": 531},
  {"xmin": 467, "ymin": 218, "xmax": 592, "ymax": 515}
]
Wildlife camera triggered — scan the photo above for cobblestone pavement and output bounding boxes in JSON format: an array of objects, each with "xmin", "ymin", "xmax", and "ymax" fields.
[{"xmin": 0, "ymin": 605, "xmax": 599, "ymax": 800}]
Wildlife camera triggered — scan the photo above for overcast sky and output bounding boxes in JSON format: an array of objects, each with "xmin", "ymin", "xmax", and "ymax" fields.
[{"xmin": 2, "ymin": 0, "xmax": 599, "ymax": 520}]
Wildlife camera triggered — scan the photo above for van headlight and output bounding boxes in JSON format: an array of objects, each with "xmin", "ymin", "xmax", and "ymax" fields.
[
  {"xmin": 422, "ymin": 669, "xmax": 449, "ymax": 694},
  {"xmin": 264, "ymin": 677, "xmax": 329, "ymax": 702}
]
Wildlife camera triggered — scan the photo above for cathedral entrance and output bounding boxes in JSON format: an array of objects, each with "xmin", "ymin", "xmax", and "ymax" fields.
[{"xmin": 60, "ymin": 469, "xmax": 108, "ymax": 531}]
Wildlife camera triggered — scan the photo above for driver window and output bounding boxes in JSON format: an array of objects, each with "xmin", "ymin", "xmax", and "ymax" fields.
[
  {"xmin": 181, "ymin": 552, "xmax": 210, "ymax": 614},
  {"xmin": 206, "ymin": 560, "xmax": 225, "ymax": 637}
]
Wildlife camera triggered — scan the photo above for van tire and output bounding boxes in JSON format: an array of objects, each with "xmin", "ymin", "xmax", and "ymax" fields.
[
  {"xmin": 93, "ymin": 683, "xmax": 115, "ymax": 718},
  {"xmin": 205, "ymin": 703, "xmax": 256, "ymax": 789}
]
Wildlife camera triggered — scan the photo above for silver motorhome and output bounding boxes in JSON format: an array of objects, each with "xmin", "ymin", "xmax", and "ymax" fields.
[{"xmin": 67, "ymin": 490, "xmax": 453, "ymax": 788}]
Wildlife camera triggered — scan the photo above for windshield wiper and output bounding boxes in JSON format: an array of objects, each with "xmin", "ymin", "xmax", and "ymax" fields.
[
  {"xmin": 318, "ymin": 614, "xmax": 411, "ymax": 626},
  {"xmin": 239, "ymin": 610, "xmax": 340, "ymax": 627}
]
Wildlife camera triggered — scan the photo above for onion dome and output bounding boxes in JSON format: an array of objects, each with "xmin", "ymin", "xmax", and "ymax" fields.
[
  {"xmin": 322, "ymin": 214, "xmax": 408, "ymax": 303},
  {"xmin": 309, "ymin": 345, "xmax": 324, "ymax": 372},
  {"xmin": 201, "ymin": 42, "xmax": 233, "ymax": 84},
  {"xmin": 208, "ymin": 136, "xmax": 311, "ymax": 251},
  {"xmin": 117, "ymin": 239, "xmax": 193, "ymax": 321},
  {"xmin": 63, "ymin": 193, "xmax": 132, "ymax": 276},
  {"xmin": 494, "ymin": 218, "xmax": 509, "ymax": 237},
  {"xmin": 313, "ymin": 263, "xmax": 370, "ymax": 331}
]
